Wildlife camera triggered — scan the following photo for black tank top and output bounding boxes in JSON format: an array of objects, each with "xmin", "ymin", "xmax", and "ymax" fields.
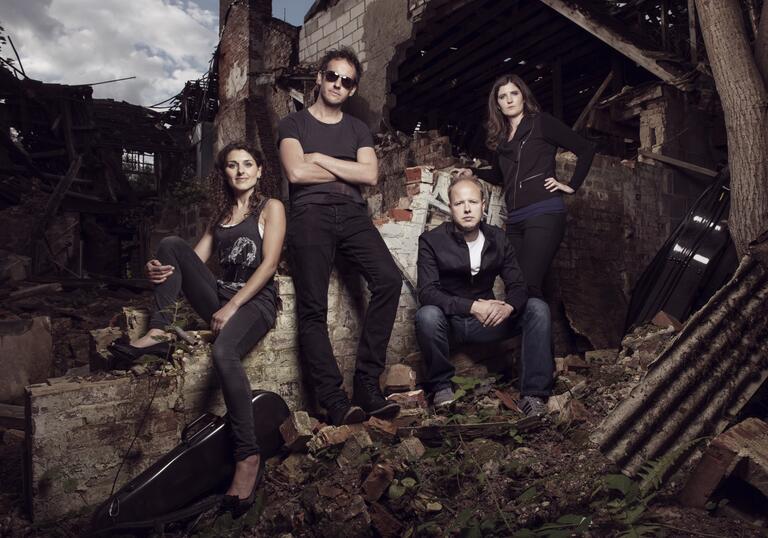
[{"xmin": 212, "ymin": 198, "xmax": 278, "ymax": 315}]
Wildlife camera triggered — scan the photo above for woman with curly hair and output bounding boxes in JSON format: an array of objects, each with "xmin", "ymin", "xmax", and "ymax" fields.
[
  {"xmin": 456, "ymin": 74, "xmax": 596, "ymax": 299},
  {"xmin": 110, "ymin": 141, "xmax": 286, "ymax": 516}
]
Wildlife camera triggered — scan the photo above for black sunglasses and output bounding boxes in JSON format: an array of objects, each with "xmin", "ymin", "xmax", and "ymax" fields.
[{"xmin": 322, "ymin": 70, "xmax": 357, "ymax": 90}]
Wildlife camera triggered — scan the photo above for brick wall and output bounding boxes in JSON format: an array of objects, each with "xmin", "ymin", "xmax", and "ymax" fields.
[
  {"xmin": 553, "ymin": 153, "xmax": 682, "ymax": 349},
  {"xmin": 298, "ymin": 0, "xmax": 413, "ymax": 129},
  {"xmin": 26, "ymin": 273, "xmax": 417, "ymax": 521},
  {"xmin": 215, "ymin": 2, "xmax": 299, "ymax": 199}
]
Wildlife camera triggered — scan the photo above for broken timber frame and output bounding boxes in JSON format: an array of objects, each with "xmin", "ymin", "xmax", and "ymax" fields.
[{"xmin": 538, "ymin": 0, "xmax": 690, "ymax": 87}]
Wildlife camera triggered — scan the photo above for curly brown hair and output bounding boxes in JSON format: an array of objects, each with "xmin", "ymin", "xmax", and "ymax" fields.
[
  {"xmin": 208, "ymin": 142, "xmax": 267, "ymax": 226},
  {"xmin": 485, "ymin": 74, "xmax": 541, "ymax": 151}
]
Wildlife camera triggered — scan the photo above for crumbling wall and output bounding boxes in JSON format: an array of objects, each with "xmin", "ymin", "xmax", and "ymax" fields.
[
  {"xmin": 298, "ymin": 0, "xmax": 413, "ymax": 129},
  {"xmin": 554, "ymin": 153, "xmax": 681, "ymax": 349},
  {"xmin": 26, "ymin": 273, "xmax": 416, "ymax": 521},
  {"xmin": 214, "ymin": 1, "xmax": 296, "ymax": 198}
]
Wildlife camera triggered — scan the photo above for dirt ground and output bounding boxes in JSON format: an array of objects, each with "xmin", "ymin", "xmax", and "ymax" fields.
[{"xmin": 0, "ymin": 287, "xmax": 766, "ymax": 538}]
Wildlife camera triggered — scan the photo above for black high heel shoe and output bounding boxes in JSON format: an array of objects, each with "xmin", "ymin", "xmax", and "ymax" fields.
[
  {"xmin": 108, "ymin": 340, "xmax": 173, "ymax": 367},
  {"xmin": 221, "ymin": 458, "xmax": 265, "ymax": 519}
]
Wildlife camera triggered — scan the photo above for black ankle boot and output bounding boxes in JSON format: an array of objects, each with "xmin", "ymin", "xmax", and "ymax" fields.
[{"xmin": 352, "ymin": 376, "xmax": 400, "ymax": 418}]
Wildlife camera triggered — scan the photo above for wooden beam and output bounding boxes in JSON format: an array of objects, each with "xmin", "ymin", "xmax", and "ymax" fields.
[
  {"xmin": 416, "ymin": 34, "xmax": 600, "ymax": 112},
  {"xmin": 398, "ymin": 17, "xmax": 577, "ymax": 109},
  {"xmin": 0, "ymin": 403, "xmax": 24, "ymax": 430},
  {"xmin": 572, "ymin": 71, "xmax": 613, "ymax": 131},
  {"xmin": 552, "ymin": 56, "xmax": 564, "ymax": 120},
  {"xmin": 32, "ymin": 155, "xmax": 82, "ymax": 273},
  {"xmin": 396, "ymin": 416, "xmax": 541, "ymax": 446},
  {"xmin": 638, "ymin": 150, "xmax": 717, "ymax": 177},
  {"xmin": 661, "ymin": 0, "xmax": 670, "ymax": 51},
  {"xmin": 394, "ymin": 2, "xmax": 551, "ymax": 96},
  {"xmin": 688, "ymin": 0, "xmax": 698, "ymax": 63},
  {"xmin": 398, "ymin": 0, "xmax": 515, "ymax": 82},
  {"xmin": 537, "ymin": 0, "xmax": 686, "ymax": 85}
]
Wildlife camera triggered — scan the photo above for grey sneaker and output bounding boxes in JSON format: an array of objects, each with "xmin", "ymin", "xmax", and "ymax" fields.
[
  {"xmin": 433, "ymin": 387, "xmax": 455, "ymax": 408},
  {"xmin": 519, "ymin": 396, "xmax": 547, "ymax": 417}
]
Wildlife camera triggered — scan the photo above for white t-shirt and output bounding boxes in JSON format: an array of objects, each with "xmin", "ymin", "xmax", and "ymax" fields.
[{"xmin": 466, "ymin": 230, "xmax": 485, "ymax": 276}]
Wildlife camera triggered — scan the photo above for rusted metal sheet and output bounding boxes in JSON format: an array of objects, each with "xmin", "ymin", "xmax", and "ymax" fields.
[{"xmin": 594, "ymin": 235, "xmax": 768, "ymax": 474}]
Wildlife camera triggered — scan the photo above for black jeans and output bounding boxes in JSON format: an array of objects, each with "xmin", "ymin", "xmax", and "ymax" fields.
[
  {"xmin": 506, "ymin": 213, "xmax": 566, "ymax": 298},
  {"xmin": 287, "ymin": 202, "xmax": 402, "ymax": 410},
  {"xmin": 149, "ymin": 236, "xmax": 275, "ymax": 461},
  {"xmin": 415, "ymin": 299, "xmax": 553, "ymax": 397}
]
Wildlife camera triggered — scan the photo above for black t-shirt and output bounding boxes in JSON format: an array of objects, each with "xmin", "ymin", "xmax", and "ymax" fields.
[{"xmin": 277, "ymin": 109, "xmax": 374, "ymax": 206}]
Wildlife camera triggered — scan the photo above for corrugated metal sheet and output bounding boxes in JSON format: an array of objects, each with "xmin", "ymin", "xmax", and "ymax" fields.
[{"xmin": 594, "ymin": 241, "xmax": 768, "ymax": 474}]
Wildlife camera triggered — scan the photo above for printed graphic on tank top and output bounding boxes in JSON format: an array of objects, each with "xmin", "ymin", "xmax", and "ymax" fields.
[{"xmin": 212, "ymin": 198, "xmax": 278, "ymax": 319}]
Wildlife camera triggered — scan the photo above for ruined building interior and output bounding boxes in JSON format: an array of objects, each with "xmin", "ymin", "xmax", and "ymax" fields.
[{"xmin": 1, "ymin": 0, "xmax": 767, "ymax": 536}]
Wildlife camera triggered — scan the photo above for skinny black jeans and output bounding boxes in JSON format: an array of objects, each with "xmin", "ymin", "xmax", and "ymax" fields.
[
  {"xmin": 149, "ymin": 236, "xmax": 275, "ymax": 461},
  {"xmin": 506, "ymin": 213, "xmax": 566, "ymax": 299},
  {"xmin": 287, "ymin": 202, "xmax": 402, "ymax": 410}
]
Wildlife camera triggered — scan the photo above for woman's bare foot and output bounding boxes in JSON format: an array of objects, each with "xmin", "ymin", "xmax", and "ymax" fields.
[
  {"xmin": 130, "ymin": 329, "xmax": 170, "ymax": 348},
  {"xmin": 226, "ymin": 454, "xmax": 261, "ymax": 499}
]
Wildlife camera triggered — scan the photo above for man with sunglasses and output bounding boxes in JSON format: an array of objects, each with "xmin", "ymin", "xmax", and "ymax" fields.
[{"xmin": 278, "ymin": 48, "xmax": 402, "ymax": 426}]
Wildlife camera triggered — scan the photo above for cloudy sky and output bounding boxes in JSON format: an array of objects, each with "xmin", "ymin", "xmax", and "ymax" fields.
[{"xmin": 2, "ymin": 0, "xmax": 312, "ymax": 107}]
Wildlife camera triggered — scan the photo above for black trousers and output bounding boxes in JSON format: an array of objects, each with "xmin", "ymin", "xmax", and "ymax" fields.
[
  {"xmin": 506, "ymin": 213, "xmax": 566, "ymax": 298},
  {"xmin": 149, "ymin": 236, "xmax": 275, "ymax": 461},
  {"xmin": 287, "ymin": 202, "xmax": 402, "ymax": 410}
]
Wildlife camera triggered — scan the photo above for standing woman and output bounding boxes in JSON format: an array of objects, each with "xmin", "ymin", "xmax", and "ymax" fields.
[
  {"xmin": 109, "ymin": 142, "xmax": 286, "ymax": 517},
  {"xmin": 460, "ymin": 74, "xmax": 596, "ymax": 299}
]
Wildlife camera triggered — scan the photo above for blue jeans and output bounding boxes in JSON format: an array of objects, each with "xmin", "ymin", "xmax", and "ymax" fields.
[{"xmin": 415, "ymin": 298, "xmax": 553, "ymax": 397}]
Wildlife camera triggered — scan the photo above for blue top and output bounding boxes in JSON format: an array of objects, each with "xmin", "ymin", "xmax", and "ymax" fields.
[{"xmin": 507, "ymin": 196, "xmax": 565, "ymax": 224}]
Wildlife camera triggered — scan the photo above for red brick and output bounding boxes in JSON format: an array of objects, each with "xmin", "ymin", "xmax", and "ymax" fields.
[
  {"xmin": 362, "ymin": 463, "xmax": 395, "ymax": 502},
  {"xmin": 387, "ymin": 208, "xmax": 412, "ymax": 222},
  {"xmin": 680, "ymin": 418, "xmax": 768, "ymax": 508},
  {"xmin": 365, "ymin": 416, "xmax": 399, "ymax": 443},
  {"xmin": 386, "ymin": 390, "xmax": 427, "ymax": 409},
  {"xmin": 405, "ymin": 167, "xmax": 423, "ymax": 184},
  {"xmin": 652, "ymin": 310, "xmax": 683, "ymax": 332}
]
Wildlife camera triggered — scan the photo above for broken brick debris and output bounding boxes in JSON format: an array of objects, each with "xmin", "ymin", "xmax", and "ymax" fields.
[
  {"xmin": 307, "ymin": 424, "xmax": 364, "ymax": 453},
  {"xmin": 397, "ymin": 417, "xmax": 541, "ymax": 447},
  {"xmin": 383, "ymin": 363, "xmax": 417, "ymax": 393},
  {"xmin": 362, "ymin": 463, "xmax": 395, "ymax": 502},
  {"xmin": 396, "ymin": 436, "xmax": 426, "ymax": 461},
  {"xmin": 337, "ymin": 430, "xmax": 373, "ymax": 468},
  {"xmin": 364, "ymin": 416, "xmax": 399, "ymax": 443},
  {"xmin": 391, "ymin": 407, "xmax": 427, "ymax": 428},
  {"xmin": 280, "ymin": 411, "xmax": 315, "ymax": 452},
  {"xmin": 368, "ymin": 501, "xmax": 403, "ymax": 538},
  {"xmin": 494, "ymin": 388, "xmax": 520, "ymax": 411},
  {"xmin": 385, "ymin": 389, "xmax": 427, "ymax": 409},
  {"xmin": 651, "ymin": 310, "xmax": 683, "ymax": 331},
  {"xmin": 680, "ymin": 418, "xmax": 768, "ymax": 509}
]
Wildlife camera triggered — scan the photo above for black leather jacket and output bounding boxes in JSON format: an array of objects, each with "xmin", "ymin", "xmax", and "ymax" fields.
[
  {"xmin": 417, "ymin": 221, "xmax": 527, "ymax": 316},
  {"xmin": 475, "ymin": 112, "xmax": 596, "ymax": 212}
]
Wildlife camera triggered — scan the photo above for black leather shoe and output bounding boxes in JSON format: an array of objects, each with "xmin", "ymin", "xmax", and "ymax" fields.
[
  {"xmin": 108, "ymin": 340, "xmax": 173, "ymax": 365},
  {"xmin": 352, "ymin": 376, "xmax": 400, "ymax": 419},
  {"xmin": 221, "ymin": 458, "xmax": 265, "ymax": 519},
  {"xmin": 327, "ymin": 404, "xmax": 366, "ymax": 426}
]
